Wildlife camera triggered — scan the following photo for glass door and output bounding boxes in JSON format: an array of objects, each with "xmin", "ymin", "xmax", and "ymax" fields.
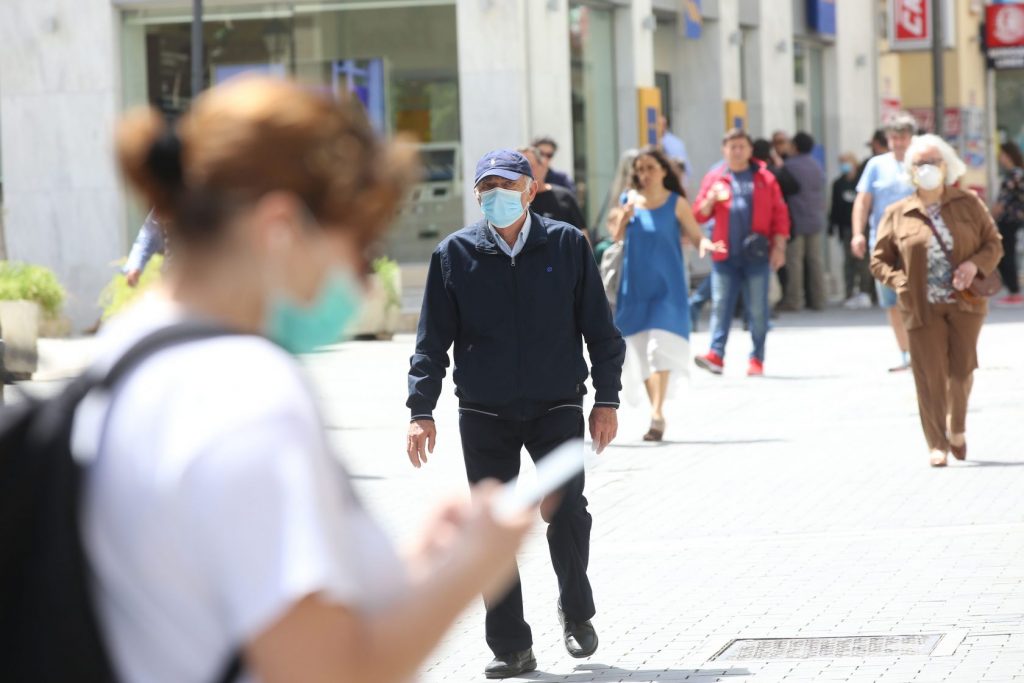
[{"xmin": 570, "ymin": 3, "xmax": 618, "ymax": 233}]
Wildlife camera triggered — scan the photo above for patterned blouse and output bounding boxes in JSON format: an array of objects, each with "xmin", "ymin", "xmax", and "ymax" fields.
[
  {"xmin": 925, "ymin": 204, "xmax": 957, "ymax": 304},
  {"xmin": 998, "ymin": 166, "xmax": 1024, "ymax": 226}
]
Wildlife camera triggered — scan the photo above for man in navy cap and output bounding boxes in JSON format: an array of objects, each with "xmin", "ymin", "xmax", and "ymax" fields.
[{"xmin": 406, "ymin": 149, "xmax": 625, "ymax": 678}]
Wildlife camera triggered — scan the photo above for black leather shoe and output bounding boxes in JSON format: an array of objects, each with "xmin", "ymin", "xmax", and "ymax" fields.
[
  {"xmin": 557, "ymin": 602, "xmax": 599, "ymax": 658},
  {"xmin": 484, "ymin": 648, "xmax": 537, "ymax": 679}
]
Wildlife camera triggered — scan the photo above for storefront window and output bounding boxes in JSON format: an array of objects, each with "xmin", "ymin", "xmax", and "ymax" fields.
[
  {"xmin": 120, "ymin": 1, "xmax": 461, "ymax": 263},
  {"xmin": 997, "ymin": 70, "xmax": 1024, "ymax": 151},
  {"xmin": 570, "ymin": 4, "xmax": 618, "ymax": 234}
]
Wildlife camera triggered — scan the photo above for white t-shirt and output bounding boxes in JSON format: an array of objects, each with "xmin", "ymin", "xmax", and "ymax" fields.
[{"xmin": 74, "ymin": 299, "xmax": 406, "ymax": 683}]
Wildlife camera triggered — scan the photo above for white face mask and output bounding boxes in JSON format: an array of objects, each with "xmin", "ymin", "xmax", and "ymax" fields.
[{"xmin": 915, "ymin": 163, "xmax": 944, "ymax": 191}]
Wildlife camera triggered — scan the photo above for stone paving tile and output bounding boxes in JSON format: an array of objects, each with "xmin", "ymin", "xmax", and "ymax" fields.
[{"xmin": 18, "ymin": 307, "xmax": 1024, "ymax": 681}]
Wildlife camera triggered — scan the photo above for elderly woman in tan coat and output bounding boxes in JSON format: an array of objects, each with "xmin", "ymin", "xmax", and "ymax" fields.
[{"xmin": 871, "ymin": 134, "xmax": 1003, "ymax": 467}]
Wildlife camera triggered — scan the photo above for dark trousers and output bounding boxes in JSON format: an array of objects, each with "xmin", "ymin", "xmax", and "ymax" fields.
[
  {"xmin": 839, "ymin": 228, "xmax": 875, "ymax": 300},
  {"xmin": 459, "ymin": 408, "xmax": 594, "ymax": 655},
  {"xmin": 997, "ymin": 219, "xmax": 1021, "ymax": 294}
]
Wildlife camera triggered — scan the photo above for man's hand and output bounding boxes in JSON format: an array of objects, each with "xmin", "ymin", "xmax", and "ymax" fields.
[
  {"xmin": 407, "ymin": 419, "xmax": 436, "ymax": 468},
  {"xmin": 125, "ymin": 269, "xmax": 142, "ymax": 288},
  {"xmin": 851, "ymin": 233, "xmax": 868, "ymax": 259},
  {"xmin": 770, "ymin": 244, "xmax": 786, "ymax": 272},
  {"xmin": 588, "ymin": 406, "xmax": 617, "ymax": 454}
]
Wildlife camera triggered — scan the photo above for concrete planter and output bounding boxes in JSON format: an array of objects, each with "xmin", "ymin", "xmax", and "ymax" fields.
[
  {"xmin": 0, "ymin": 300, "xmax": 40, "ymax": 376},
  {"xmin": 350, "ymin": 271, "xmax": 401, "ymax": 340}
]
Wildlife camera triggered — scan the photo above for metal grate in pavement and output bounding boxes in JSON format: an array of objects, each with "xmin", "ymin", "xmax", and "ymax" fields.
[{"xmin": 712, "ymin": 634, "xmax": 944, "ymax": 660}]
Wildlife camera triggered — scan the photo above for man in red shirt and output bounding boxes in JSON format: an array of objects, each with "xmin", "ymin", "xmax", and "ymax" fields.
[{"xmin": 692, "ymin": 128, "xmax": 790, "ymax": 376}]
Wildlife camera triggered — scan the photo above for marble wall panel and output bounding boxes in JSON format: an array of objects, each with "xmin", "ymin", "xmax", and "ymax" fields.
[{"xmin": 1, "ymin": 0, "xmax": 125, "ymax": 330}]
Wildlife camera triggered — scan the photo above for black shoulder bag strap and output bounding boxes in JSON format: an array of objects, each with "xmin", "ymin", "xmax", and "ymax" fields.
[{"xmin": 95, "ymin": 321, "xmax": 246, "ymax": 683}]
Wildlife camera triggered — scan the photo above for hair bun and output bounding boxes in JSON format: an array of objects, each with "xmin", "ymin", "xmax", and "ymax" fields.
[{"xmin": 146, "ymin": 129, "xmax": 184, "ymax": 190}]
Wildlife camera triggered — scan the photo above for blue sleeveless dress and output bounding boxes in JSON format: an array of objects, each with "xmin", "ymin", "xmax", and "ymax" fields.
[{"xmin": 615, "ymin": 193, "xmax": 691, "ymax": 340}]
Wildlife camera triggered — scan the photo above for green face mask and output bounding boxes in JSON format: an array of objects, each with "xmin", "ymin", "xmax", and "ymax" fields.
[{"xmin": 265, "ymin": 269, "xmax": 363, "ymax": 354}]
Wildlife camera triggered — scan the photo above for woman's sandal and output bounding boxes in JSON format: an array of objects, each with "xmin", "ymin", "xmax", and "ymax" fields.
[
  {"xmin": 643, "ymin": 418, "xmax": 665, "ymax": 442},
  {"xmin": 930, "ymin": 450, "xmax": 948, "ymax": 468},
  {"xmin": 949, "ymin": 436, "xmax": 967, "ymax": 461}
]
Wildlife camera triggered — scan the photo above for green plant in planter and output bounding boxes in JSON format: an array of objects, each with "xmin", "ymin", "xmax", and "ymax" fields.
[
  {"xmin": 0, "ymin": 261, "xmax": 66, "ymax": 318},
  {"xmin": 372, "ymin": 256, "xmax": 400, "ymax": 311},
  {"xmin": 98, "ymin": 255, "xmax": 164, "ymax": 321}
]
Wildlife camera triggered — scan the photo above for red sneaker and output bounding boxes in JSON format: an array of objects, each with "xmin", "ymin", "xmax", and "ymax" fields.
[
  {"xmin": 747, "ymin": 358, "xmax": 764, "ymax": 377},
  {"xmin": 695, "ymin": 351, "xmax": 724, "ymax": 375},
  {"xmin": 995, "ymin": 293, "xmax": 1024, "ymax": 307}
]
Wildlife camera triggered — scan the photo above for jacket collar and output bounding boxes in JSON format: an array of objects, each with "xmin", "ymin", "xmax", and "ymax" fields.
[
  {"xmin": 720, "ymin": 160, "xmax": 764, "ymax": 179},
  {"xmin": 473, "ymin": 211, "xmax": 548, "ymax": 253},
  {"xmin": 900, "ymin": 186, "xmax": 970, "ymax": 216}
]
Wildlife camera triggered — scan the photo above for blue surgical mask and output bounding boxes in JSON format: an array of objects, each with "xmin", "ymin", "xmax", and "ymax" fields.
[
  {"xmin": 839, "ymin": 162, "xmax": 853, "ymax": 174},
  {"xmin": 479, "ymin": 187, "xmax": 527, "ymax": 228},
  {"xmin": 265, "ymin": 269, "xmax": 363, "ymax": 354}
]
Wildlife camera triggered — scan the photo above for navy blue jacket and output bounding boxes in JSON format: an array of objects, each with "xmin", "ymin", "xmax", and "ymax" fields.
[{"xmin": 407, "ymin": 212, "xmax": 625, "ymax": 421}]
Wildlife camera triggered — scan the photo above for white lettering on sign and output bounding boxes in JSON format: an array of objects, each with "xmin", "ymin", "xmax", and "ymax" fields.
[{"xmin": 899, "ymin": 0, "xmax": 925, "ymax": 38}]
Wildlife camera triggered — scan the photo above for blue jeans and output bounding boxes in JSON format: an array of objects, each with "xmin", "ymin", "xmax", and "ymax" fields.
[
  {"xmin": 710, "ymin": 260, "xmax": 771, "ymax": 362},
  {"xmin": 689, "ymin": 276, "xmax": 712, "ymax": 329}
]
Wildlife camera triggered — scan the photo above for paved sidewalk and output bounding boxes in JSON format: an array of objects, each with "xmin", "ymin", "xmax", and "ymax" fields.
[
  {"xmin": 15, "ymin": 306, "xmax": 1024, "ymax": 681},
  {"xmin": 308, "ymin": 307, "xmax": 1024, "ymax": 682}
]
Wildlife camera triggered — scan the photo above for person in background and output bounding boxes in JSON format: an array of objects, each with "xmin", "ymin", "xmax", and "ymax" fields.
[
  {"xmin": 532, "ymin": 136, "xmax": 577, "ymax": 196},
  {"xmin": 693, "ymin": 129, "xmax": 789, "ymax": 377},
  {"xmin": 867, "ymin": 129, "xmax": 890, "ymax": 159},
  {"xmin": 123, "ymin": 209, "xmax": 166, "ymax": 287},
  {"xmin": 871, "ymin": 134, "xmax": 1003, "ymax": 467},
  {"xmin": 407, "ymin": 149, "xmax": 624, "ymax": 678},
  {"xmin": 992, "ymin": 141, "xmax": 1024, "ymax": 306},
  {"xmin": 852, "ymin": 113, "xmax": 918, "ymax": 371},
  {"xmin": 780, "ymin": 132, "xmax": 827, "ymax": 312},
  {"xmin": 752, "ymin": 138, "xmax": 798, "ymax": 311},
  {"xmin": 831, "ymin": 152, "xmax": 875, "ymax": 309},
  {"xmin": 609, "ymin": 146, "xmax": 722, "ymax": 441},
  {"xmin": 658, "ymin": 114, "xmax": 691, "ymax": 186},
  {"xmin": 593, "ymin": 149, "xmax": 640, "ymax": 265},
  {"xmin": 520, "ymin": 146, "xmax": 589, "ymax": 242},
  {"xmin": 82, "ymin": 76, "xmax": 532, "ymax": 683},
  {"xmin": 687, "ymin": 219, "xmax": 715, "ymax": 331},
  {"xmin": 772, "ymin": 131, "xmax": 793, "ymax": 162}
]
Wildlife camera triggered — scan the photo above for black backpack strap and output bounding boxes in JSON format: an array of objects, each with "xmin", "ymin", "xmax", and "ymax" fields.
[
  {"xmin": 98, "ymin": 321, "xmax": 239, "ymax": 390},
  {"xmin": 215, "ymin": 653, "xmax": 243, "ymax": 683}
]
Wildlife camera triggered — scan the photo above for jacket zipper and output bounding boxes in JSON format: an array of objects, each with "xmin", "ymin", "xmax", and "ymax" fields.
[{"xmin": 511, "ymin": 254, "xmax": 522, "ymax": 408}]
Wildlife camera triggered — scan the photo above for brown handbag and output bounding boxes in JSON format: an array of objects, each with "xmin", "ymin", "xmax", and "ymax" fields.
[{"xmin": 922, "ymin": 215, "xmax": 1003, "ymax": 302}]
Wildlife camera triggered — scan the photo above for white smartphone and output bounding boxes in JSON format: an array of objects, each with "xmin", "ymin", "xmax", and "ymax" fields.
[{"xmin": 492, "ymin": 439, "xmax": 586, "ymax": 521}]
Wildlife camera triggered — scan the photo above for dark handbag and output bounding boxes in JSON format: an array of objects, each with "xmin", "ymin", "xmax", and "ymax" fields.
[
  {"xmin": 741, "ymin": 232, "xmax": 770, "ymax": 264},
  {"xmin": 922, "ymin": 215, "xmax": 1003, "ymax": 301}
]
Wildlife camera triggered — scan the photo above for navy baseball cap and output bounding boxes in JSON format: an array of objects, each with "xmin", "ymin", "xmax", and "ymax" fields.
[{"xmin": 473, "ymin": 149, "xmax": 534, "ymax": 186}]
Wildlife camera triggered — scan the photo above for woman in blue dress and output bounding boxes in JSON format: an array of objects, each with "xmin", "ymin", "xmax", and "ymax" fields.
[{"xmin": 609, "ymin": 147, "xmax": 724, "ymax": 441}]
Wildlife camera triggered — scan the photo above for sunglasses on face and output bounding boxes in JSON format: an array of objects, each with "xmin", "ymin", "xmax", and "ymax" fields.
[
  {"xmin": 913, "ymin": 157, "xmax": 944, "ymax": 167},
  {"xmin": 538, "ymin": 151, "xmax": 554, "ymax": 160}
]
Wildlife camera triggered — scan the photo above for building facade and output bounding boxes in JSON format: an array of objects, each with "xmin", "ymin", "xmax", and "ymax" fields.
[
  {"xmin": 879, "ymin": 0, "xmax": 995, "ymax": 196},
  {"xmin": 1, "ymin": 0, "xmax": 879, "ymax": 328}
]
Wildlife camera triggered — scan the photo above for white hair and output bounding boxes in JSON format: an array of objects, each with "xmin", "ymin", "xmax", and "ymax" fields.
[{"xmin": 904, "ymin": 134, "xmax": 967, "ymax": 186}]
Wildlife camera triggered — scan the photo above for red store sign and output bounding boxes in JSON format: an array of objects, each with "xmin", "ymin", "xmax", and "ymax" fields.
[
  {"xmin": 894, "ymin": 0, "xmax": 929, "ymax": 42},
  {"xmin": 889, "ymin": 0, "xmax": 954, "ymax": 51},
  {"xmin": 987, "ymin": 4, "xmax": 1024, "ymax": 48},
  {"xmin": 986, "ymin": 4, "xmax": 1024, "ymax": 69}
]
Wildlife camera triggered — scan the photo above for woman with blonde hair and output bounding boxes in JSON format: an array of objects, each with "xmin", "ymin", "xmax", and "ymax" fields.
[
  {"xmin": 76, "ymin": 76, "xmax": 532, "ymax": 683},
  {"xmin": 871, "ymin": 134, "xmax": 1003, "ymax": 467}
]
